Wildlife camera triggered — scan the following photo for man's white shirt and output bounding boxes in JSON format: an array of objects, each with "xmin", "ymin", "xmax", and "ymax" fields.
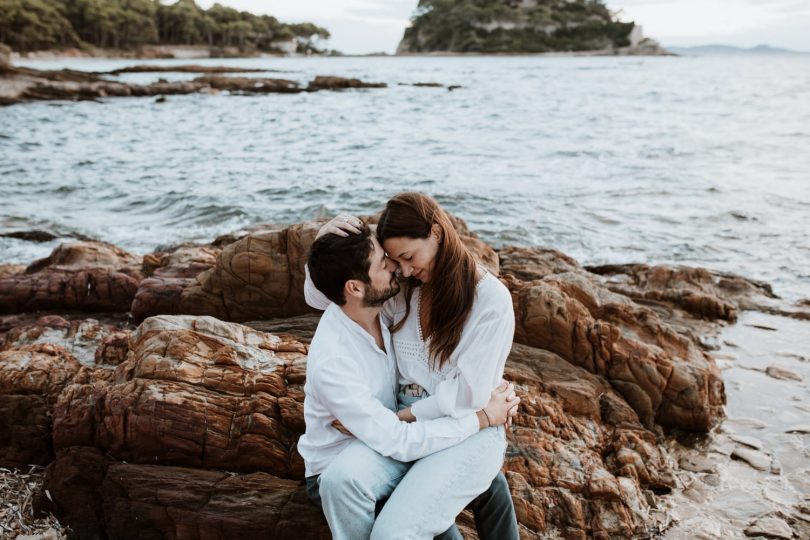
[{"xmin": 297, "ymin": 302, "xmax": 480, "ymax": 477}]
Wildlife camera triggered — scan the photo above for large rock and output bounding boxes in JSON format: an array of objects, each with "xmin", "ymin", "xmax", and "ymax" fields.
[
  {"xmin": 0, "ymin": 344, "xmax": 83, "ymax": 466},
  {"xmin": 58, "ymin": 315, "xmax": 311, "ymax": 477},
  {"xmin": 503, "ymin": 343, "xmax": 675, "ymax": 538},
  {"xmin": 587, "ymin": 263, "xmax": 777, "ymax": 321},
  {"xmin": 39, "ymin": 446, "xmax": 330, "ymax": 540},
  {"xmin": 0, "ymin": 241, "xmax": 141, "ymax": 314},
  {"xmin": 504, "ymin": 273, "xmax": 725, "ymax": 430}
]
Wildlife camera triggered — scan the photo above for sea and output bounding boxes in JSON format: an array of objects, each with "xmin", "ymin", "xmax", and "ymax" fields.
[{"xmin": 2, "ymin": 54, "xmax": 809, "ymax": 304}]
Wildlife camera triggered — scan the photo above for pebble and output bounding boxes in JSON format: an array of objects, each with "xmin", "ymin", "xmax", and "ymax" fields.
[
  {"xmin": 744, "ymin": 516, "xmax": 793, "ymax": 539},
  {"xmin": 729, "ymin": 434, "xmax": 765, "ymax": 450},
  {"xmin": 731, "ymin": 447, "xmax": 771, "ymax": 471},
  {"xmin": 679, "ymin": 453, "xmax": 717, "ymax": 473},
  {"xmin": 766, "ymin": 365, "xmax": 803, "ymax": 382},
  {"xmin": 785, "ymin": 424, "xmax": 810, "ymax": 434}
]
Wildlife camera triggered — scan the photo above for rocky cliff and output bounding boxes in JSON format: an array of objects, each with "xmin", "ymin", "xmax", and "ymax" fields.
[{"xmin": 398, "ymin": 0, "xmax": 664, "ymax": 54}]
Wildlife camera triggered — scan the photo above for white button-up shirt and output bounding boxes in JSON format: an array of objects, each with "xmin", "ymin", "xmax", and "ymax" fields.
[{"xmin": 297, "ymin": 301, "xmax": 479, "ymax": 477}]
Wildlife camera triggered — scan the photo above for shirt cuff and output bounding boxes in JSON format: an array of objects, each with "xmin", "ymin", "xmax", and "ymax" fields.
[{"xmin": 460, "ymin": 412, "xmax": 480, "ymax": 437}]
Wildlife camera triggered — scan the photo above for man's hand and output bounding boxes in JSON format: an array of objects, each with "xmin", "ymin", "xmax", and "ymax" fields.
[
  {"xmin": 331, "ymin": 419, "xmax": 353, "ymax": 437},
  {"xmin": 477, "ymin": 381, "xmax": 520, "ymax": 429},
  {"xmin": 317, "ymin": 214, "xmax": 363, "ymax": 238}
]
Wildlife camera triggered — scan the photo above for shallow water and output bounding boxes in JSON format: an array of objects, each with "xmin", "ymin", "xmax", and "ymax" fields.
[{"xmin": 2, "ymin": 55, "xmax": 810, "ymax": 304}]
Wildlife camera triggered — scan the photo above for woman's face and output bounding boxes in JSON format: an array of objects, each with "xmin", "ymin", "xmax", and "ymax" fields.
[{"xmin": 383, "ymin": 227, "xmax": 440, "ymax": 283}]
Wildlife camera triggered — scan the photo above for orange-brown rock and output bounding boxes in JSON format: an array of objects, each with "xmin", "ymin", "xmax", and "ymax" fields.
[
  {"xmin": 587, "ymin": 263, "xmax": 778, "ymax": 322},
  {"xmin": 498, "ymin": 246, "xmax": 582, "ymax": 281},
  {"xmin": 131, "ymin": 244, "xmax": 220, "ymax": 321},
  {"xmin": 0, "ymin": 344, "xmax": 83, "ymax": 466},
  {"xmin": 74, "ymin": 315, "xmax": 310, "ymax": 477},
  {"xmin": 0, "ymin": 241, "xmax": 142, "ymax": 314},
  {"xmin": 1, "ymin": 316, "xmax": 128, "ymax": 365},
  {"xmin": 504, "ymin": 273, "xmax": 724, "ymax": 431},
  {"xmin": 503, "ymin": 343, "xmax": 674, "ymax": 538},
  {"xmin": 39, "ymin": 446, "xmax": 329, "ymax": 540},
  {"xmin": 0, "ymin": 263, "xmax": 25, "ymax": 278}
]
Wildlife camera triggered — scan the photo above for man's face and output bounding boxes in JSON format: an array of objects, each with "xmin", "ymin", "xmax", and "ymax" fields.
[{"xmin": 362, "ymin": 236, "xmax": 400, "ymax": 307}]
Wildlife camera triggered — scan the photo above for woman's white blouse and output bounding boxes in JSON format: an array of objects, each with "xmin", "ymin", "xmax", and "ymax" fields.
[{"xmin": 303, "ymin": 266, "xmax": 515, "ymax": 421}]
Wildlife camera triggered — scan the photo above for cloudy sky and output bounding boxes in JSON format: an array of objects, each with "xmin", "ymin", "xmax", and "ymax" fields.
[{"xmin": 197, "ymin": 0, "xmax": 810, "ymax": 54}]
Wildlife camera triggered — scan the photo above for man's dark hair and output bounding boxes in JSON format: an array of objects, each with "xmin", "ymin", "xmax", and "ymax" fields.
[{"xmin": 308, "ymin": 225, "xmax": 374, "ymax": 305}]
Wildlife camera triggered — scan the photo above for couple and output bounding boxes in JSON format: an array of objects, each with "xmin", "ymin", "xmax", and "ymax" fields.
[{"xmin": 298, "ymin": 192, "xmax": 520, "ymax": 539}]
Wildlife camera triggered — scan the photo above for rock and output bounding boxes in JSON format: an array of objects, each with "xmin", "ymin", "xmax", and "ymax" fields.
[
  {"xmin": 679, "ymin": 453, "xmax": 717, "ymax": 473},
  {"xmin": 731, "ymin": 447, "xmax": 771, "ymax": 471},
  {"xmin": 0, "ymin": 263, "xmax": 25, "ymax": 278},
  {"xmin": 785, "ymin": 424, "xmax": 810, "ymax": 434},
  {"xmin": 744, "ymin": 516, "xmax": 794, "ymax": 539},
  {"xmin": 1, "ymin": 316, "xmax": 127, "ymax": 366},
  {"xmin": 40, "ymin": 446, "xmax": 329, "ymax": 540},
  {"xmin": 0, "ymin": 229, "xmax": 59, "ymax": 242},
  {"xmin": 16, "ymin": 528, "xmax": 59, "ymax": 540},
  {"xmin": 503, "ymin": 273, "xmax": 725, "ymax": 431},
  {"xmin": 0, "ymin": 43, "xmax": 10, "ymax": 68},
  {"xmin": 306, "ymin": 76, "xmax": 386, "ymax": 90},
  {"xmin": 105, "ymin": 65, "xmax": 273, "ymax": 75},
  {"xmin": 729, "ymin": 434, "xmax": 765, "ymax": 450},
  {"xmin": 498, "ymin": 246, "xmax": 582, "ymax": 281},
  {"xmin": 193, "ymin": 75, "xmax": 302, "ymax": 94},
  {"xmin": 69, "ymin": 315, "xmax": 310, "ymax": 476},
  {"xmin": 587, "ymin": 263, "xmax": 777, "ymax": 322},
  {"xmin": 766, "ymin": 366, "xmax": 803, "ymax": 382},
  {"xmin": 0, "ymin": 344, "xmax": 83, "ymax": 467},
  {"xmin": 0, "ymin": 241, "xmax": 141, "ymax": 314},
  {"xmin": 131, "ymin": 244, "xmax": 220, "ymax": 321}
]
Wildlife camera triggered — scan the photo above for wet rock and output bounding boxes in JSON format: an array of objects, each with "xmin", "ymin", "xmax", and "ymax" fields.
[
  {"xmin": 679, "ymin": 453, "xmax": 717, "ymax": 473},
  {"xmin": 0, "ymin": 241, "xmax": 141, "ymax": 314},
  {"xmin": 731, "ymin": 447, "xmax": 772, "ymax": 471},
  {"xmin": 503, "ymin": 273, "xmax": 725, "ymax": 431},
  {"xmin": 0, "ymin": 229, "xmax": 59, "ymax": 242},
  {"xmin": 766, "ymin": 365, "xmax": 803, "ymax": 382},
  {"xmin": 105, "ymin": 65, "xmax": 274, "ymax": 75},
  {"xmin": 306, "ymin": 76, "xmax": 386, "ymax": 90},
  {"xmin": 744, "ymin": 516, "xmax": 793, "ymax": 539},
  {"xmin": 729, "ymin": 434, "xmax": 765, "ymax": 450},
  {"xmin": 194, "ymin": 75, "xmax": 302, "ymax": 94}
]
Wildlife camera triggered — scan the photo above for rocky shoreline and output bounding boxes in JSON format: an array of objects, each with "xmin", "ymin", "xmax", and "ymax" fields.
[{"xmin": 2, "ymin": 215, "xmax": 807, "ymax": 538}]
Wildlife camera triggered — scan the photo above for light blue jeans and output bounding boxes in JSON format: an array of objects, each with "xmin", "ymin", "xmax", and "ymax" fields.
[
  {"xmin": 369, "ymin": 389, "xmax": 508, "ymax": 539},
  {"xmin": 312, "ymin": 388, "xmax": 507, "ymax": 540}
]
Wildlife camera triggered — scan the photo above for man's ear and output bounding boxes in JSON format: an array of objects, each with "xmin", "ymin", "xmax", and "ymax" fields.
[{"xmin": 344, "ymin": 279, "xmax": 364, "ymax": 301}]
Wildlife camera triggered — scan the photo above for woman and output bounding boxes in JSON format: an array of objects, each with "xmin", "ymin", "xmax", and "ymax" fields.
[{"xmin": 309, "ymin": 192, "xmax": 518, "ymax": 539}]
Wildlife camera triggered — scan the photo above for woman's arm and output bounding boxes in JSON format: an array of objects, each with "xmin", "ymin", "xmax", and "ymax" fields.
[{"xmin": 411, "ymin": 283, "xmax": 515, "ymax": 421}]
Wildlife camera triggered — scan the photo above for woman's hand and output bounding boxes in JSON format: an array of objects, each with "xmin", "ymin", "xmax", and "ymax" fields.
[
  {"xmin": 397, "ymin": 407, "xmax": 416, "ymax": 423},
  {"xmin": 477, "ymin": 381, "xmax": 520, "ymax": 429},
  {"xmin": 331, "ymin": 419, "xmax": 353, "ymax": 437},
  {"xmin": 317, "ymin": 214, "xmax": 364, "ymax": 238}
]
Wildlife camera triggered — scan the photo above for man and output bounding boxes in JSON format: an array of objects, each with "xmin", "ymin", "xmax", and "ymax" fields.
[{"xmin": 297, "ymin": 220, "xmax": 519, "ymax": 539}]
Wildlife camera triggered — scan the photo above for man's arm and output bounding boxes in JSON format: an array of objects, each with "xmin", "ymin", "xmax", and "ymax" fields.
[{"xmin": 313, "ymin": 356, "xmax": 481, "ymax": 462}]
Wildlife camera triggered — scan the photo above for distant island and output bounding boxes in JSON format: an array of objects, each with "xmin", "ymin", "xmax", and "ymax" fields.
[
  {"xmin": 666, "ymin": 44, "xmax": 803, "ymax": 56},
  {"xmin": 0, "ymin": 0, "xmax": 330, "ymax": 57},
  {"xmin": 397, "ymin": 0, "xmax": 668, "ymax": 55}
]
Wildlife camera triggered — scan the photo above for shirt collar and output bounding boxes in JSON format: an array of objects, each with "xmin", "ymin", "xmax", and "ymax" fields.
[{"xmin": 327, "ymin": 303, "xmax": 391, "ymax": 354}]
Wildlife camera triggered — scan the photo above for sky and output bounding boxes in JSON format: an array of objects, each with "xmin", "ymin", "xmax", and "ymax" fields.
[{"xmin": 196, "ymin": 1, "xmax": 810, "ymax": 54}]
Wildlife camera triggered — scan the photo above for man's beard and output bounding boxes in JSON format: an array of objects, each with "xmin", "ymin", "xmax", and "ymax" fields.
[{"xmin": 363, "ymin": 278, "xmax": 401, "ymax": 307}]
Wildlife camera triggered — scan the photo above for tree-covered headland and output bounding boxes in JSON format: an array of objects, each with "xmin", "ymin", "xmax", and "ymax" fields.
[
  {"xmin": 399, "ymin": 0, "xmax": 637, "ymax": 53},
  {"xmin": 0, "ymin": 0, "xmax": 330, "ymax": 54}
]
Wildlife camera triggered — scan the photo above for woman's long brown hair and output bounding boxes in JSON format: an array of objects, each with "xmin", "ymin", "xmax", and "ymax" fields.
[{"xmin": 377, "ymin": 192, "xmax": 478, "ymax": 368}]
